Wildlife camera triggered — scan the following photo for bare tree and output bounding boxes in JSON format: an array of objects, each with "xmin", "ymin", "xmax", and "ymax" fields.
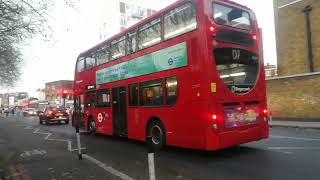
[{"xmin": 0, "ymin": 0, "xmax": 76, "ymax": 87}]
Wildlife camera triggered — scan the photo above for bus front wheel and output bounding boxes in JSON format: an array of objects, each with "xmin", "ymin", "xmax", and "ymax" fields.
[{"xmin": 147, "ymin": 120, "xmax": 165, "ymax": 151}]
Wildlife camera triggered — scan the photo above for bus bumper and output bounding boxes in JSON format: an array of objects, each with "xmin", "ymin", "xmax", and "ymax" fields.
[{"xmin": 205, "ymin": 123, "xmax": 269, "ymax": 150}]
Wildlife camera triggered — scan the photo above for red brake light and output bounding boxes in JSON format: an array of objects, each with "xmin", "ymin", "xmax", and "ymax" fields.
[
  {"xmin": 209, "ymin": 26, "xmax": 216, "ymax": 32},
  {"xmin": 253, "ymin": 35, "xmax": 257, "ymax": 40},
  {"xmin": 48, "ymin": 110, "xmax": 52, "ymax": 115},
  {"xmin": 212, "ymin": 114, "xmax": 217, "ymax": 120},
  {"xmin": 263, "ymin": 109, "xmax": 268, "ymax": 114}
]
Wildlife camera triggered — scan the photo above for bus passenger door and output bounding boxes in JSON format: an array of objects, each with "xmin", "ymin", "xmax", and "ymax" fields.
[{"xmin": 112, "ymin": 86, "xmax": 128, "ymax": 137}]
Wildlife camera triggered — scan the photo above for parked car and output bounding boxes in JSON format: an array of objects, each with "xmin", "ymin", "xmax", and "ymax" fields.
[
  {"xmin": 39, "ymin": 106, "xmax": 69, "ymax": 125},
  {"xmin": 23, "ymin": 108, "xmax": 38, "ymax": 117}
]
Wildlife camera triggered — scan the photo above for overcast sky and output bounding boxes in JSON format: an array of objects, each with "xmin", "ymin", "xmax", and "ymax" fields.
[{"xmin": 1, "ymin": 0, "xmax": 276, "ymax": 95}]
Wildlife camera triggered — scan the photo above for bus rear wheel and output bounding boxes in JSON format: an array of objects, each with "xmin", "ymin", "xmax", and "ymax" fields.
[{"xmin": 147, "ymin": 120, "xmax": 165, "ymax": 151}]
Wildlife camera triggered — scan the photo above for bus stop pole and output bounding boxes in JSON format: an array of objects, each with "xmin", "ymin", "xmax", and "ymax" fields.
[
  {"xmin": 147, "ymin": 136, "xmax": 156, "ymax": 180},
  {"xmin": 76, "ymin": 115, "xmax": 82, "ymax": 160}
]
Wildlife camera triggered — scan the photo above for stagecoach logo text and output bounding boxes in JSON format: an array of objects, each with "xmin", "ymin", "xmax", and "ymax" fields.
[{"xmin": 231, "ymin": 86, "xmax": 250, "ymax": 93}]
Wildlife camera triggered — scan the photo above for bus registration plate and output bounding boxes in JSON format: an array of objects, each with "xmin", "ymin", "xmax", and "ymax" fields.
[{"xmin": 224, "ymin": 105, "xmax": 259, "ymax": 128}]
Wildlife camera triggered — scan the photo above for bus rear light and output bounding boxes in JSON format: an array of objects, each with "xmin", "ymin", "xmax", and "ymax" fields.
[
  {"xmin": 263, "ymin": 109, "xmax": 268, "ymax": 114},
  {"xmin": 211, "ymin": 114, "xmax": 217, "ymax": 120},
  {"xmin": 253, "ymin": 35, "xmax": 257, "ymax": 40},
  {"xmin": 209, "ymin": 26, "xmax": 216, "ymax": 32},
  {"xmin": 197, "ymin": 92, "xmax": 200, "ymax": 97}
]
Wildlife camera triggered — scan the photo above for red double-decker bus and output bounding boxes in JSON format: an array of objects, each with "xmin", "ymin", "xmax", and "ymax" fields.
[{"xmin": 73, "ymin": 0, "xmax": 268, "ymax": 150}]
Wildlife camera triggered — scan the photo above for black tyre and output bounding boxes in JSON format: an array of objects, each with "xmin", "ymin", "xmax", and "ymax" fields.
[
  {"xmin": 88, "ymin": 119, "xmax": 96, "ymax": 135},
  {"xmin": 147, "ymin": 120, "xmax": 166, "ymax": 151},
  {"xmin": 65, "ymin": 120, "xmax": 69, "ymax": 124}
]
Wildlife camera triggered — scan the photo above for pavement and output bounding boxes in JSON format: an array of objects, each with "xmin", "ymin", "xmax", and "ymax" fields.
[
  {"xmin": 269, "ymin": 120, "xmax": 320, "ymax": 129},
  {"xmin": 1, "ymin": 113, "xmax": 320, "ymax": 180}
]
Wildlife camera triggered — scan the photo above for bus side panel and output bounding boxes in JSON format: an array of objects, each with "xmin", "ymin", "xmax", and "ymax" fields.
[
  {"xmin": 127, "ymin": 108, "xmax": 176, "ymax": 142},
  {"xmin": 95, "ymin": 108, "xmax": 113, "ymax": 136},
  {"xmin": 127, "ymin": 108, "xmax": 144, "ymax": 141}
]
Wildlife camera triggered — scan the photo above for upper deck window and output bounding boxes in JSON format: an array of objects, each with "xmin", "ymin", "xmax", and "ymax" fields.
[
  {"xmin": 96, "ymin": 45, "xmax": 110, "ymax": 65},
  {"xmin": 213, "ymin": 3, "xmax": 251, "ymax": 31},
  {"xmin": 138, "ymin": 18, "xmax": 161, "ymax": 50},
  {"xmin": 164, "ymin": 3, "xmax": 197, "ymax": 40},
  {"xmin": 127, "ymin": 30, "xmax": 137, "ymax": 54},
  {"xmin": 85, "ymin": 52, "xmax": 96, "ymax": 69},
  {"xmin": 77, "ymin": 56, "xmax": 85, "ymax": 72},
  {"xmin": 111, "ymin": 36, "xmax": 126, "ymax": 60}
]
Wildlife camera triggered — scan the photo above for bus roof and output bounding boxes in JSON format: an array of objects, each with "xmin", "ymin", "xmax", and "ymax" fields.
[
  {"xmin": 78, "ymin": 0, "xmax": 252, "ymax": 57},
  {"xmin": 78, "ymin": 0, "xmax": 186, "ymax": 57}
]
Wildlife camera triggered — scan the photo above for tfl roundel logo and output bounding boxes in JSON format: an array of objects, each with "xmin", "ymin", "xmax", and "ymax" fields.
[{"xmin": 168, "ymin": 58, "xmax": 173, "ymax": 66}]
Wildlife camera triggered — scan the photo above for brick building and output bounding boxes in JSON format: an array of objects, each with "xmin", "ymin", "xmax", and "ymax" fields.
[
  {"xmin": 45, "ymin": 80, "xmax": 73, "ymax": 105},
  {"xmin": 269, "ymin": 0, "xmax": 320, "ymax": 120},
  {"xmin": 274, "ymin": 0, "xmax": 320, "ymax": 75}
]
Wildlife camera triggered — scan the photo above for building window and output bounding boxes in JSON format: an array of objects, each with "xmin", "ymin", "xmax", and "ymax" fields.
[
  {"xmin": 97, "ymin": 89, "xmax": 110, "ymax": 107},
  {"xmin": 120, "ymin": 2, "xmax": 125, "ymax": 14},
  {"xmin": 120, "ymin": 14, "xmax": 126, "ymax": 26},
  {"xmin": 110, "ymin": 36, "xmax": 126, "ymax": 60},
  {"xmin": 127, "ymin": 30, "xmax": 137, "ymax": 54},
  {"xmin": 140, "ymin": 79, "xmax": 164, "ymax": 106},
  {"xmin": 138, "ymin": 18, "xmax": 161, "ymax": 49},
  {"xmin": 166, "ymin": 76, "xmax": 178, "ymax": 105},
  {"xmin": 85, "ymin": 92, "xmax": 96, "ymax": 108},
  {"xmin": 147, "ymin": 9, "xmax": 152, "ymax": 16},
  {"xmin": 85, "ymin": 52, "xmax": 96, "ymax": 69},
  {"xmin": 129, "ymin": 83, "xmax": 139, "ymax": 106},
  {"xmin": 164, "ymin": 3, "xmax": 197, "ymax": 39},
  {"xmin": 96, "ymin": 45, "xmax": 110, "ymax": 65},
  {"xmin": 77, "ymin": 56, "xmax": 85, "ymax": 72}
]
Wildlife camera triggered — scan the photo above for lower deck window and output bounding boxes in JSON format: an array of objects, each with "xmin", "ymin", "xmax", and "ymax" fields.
[
  {"xmin": 97, "ymin": 89, "xmax": 110, "ymax": 107},
  {"xmin": 166, "ymin": 76, "xmax": 178, "ymax": 105},
  {"xmin": 85, "ymin": 92, "xmax": 96, "ymax": 108},
  {"xmin": 129, "ymin": 84, "xmax": 139, "ymax": 106},
  {"xmin": 140, "ymin": 79, "xmax": 164, "ymax": 106}
]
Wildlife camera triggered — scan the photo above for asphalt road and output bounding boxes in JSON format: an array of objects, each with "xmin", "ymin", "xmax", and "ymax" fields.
[{"xmin": 0, "ymin": 113, "xmax": 320, "ymax": 180}]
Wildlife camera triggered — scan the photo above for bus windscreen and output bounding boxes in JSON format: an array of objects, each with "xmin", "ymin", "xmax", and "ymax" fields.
[{"xmin": 214, "ymin": 48, "xmax": 259, "ymax": 94}]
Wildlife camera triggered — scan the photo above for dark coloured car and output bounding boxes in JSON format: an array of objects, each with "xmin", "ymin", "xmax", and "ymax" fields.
[{"xmin": 39, "ymin": 106, "xmax": 69, "ymax": 125}]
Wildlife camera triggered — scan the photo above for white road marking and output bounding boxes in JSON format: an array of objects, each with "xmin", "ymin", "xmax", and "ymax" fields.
[
  {"xmin": 23, "ymin": 126, "xmax": 85, "ymax": 152},
  {"xmin": 148, "ymin": 153, "xmax": 156, "ymax": 180},
  {"xmin": 20, "ymin": 149, "xmax": 47, "ymax": 158},
  {"xmin": 70, "ymin": 147, "xmax": 86, "ymax": 152},
  {"xmin": 268, "ymin": 147, "xmax": 320, "ymax": 150},
  {"xmin": 82, "ymin": 154, "xmax": 134, "ymax": 180},
  {"xmin": 68, "ymin": 141, "xmax": 72, "ymax": 151},
  {"xmin": 271, "ymin": 135, "xmax": 320, "ymax": 141},
  {"xmin": 24, "ymin": 126, "xmax": 132, "ymax": 180}
]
